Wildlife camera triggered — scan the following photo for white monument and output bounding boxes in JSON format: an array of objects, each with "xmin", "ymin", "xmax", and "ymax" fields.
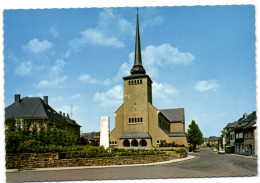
[{"xmin": 100, "ymin": 116, "xmax": 110, "ymax": 149}]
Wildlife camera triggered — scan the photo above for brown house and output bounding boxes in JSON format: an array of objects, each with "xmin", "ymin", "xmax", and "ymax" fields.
[
  {"xmin": 110, "ymin": 12, "xmax": 188, "ymax": 148},
  {"xmin": 5, "ymin": 94, "xmax": 81, "ymax": 137}
]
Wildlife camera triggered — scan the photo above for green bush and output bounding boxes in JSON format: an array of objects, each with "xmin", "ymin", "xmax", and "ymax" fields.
[
  {"xmin": 175, "ymin": 148, "xmax": 187, "ymax": 153},
  {"xmin": 5, "ymin": 120, "xmax": 79, "ymax": 153}
]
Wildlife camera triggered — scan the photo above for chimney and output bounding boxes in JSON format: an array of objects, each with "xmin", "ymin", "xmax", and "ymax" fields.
[
  {"xmin": 59, "ymin": 111, "xmax": 62, "ymax": 115},
  {"xmin": 243, "ymin": 113, "xmax": 247, "ymax": 119},
  {"xmin": 15, "ymin": 94, "xmax": 20, "ymax": 104},
  {"xmin": 44, "ymin": 96, "xmax": 48, "ymax": 105},
  {"xmin": 67, "ymin": 114, "xmax": 70, "ymax": 119},
  {"xmin": 63, "ymin": 113, "xmax": 65, "ymax": 118}
]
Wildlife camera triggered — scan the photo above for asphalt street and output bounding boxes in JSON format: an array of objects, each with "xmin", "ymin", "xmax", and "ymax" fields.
[{"xmin": 6, "ymin": 148, "xmax": 258, "ymax": 182}]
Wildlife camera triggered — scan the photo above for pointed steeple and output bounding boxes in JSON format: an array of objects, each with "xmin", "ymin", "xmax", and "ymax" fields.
[{"xmin": 130, "ymin": 8, "xmax": 146, "ymax": 75}]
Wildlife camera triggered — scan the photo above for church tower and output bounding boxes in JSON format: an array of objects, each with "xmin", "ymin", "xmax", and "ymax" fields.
[
  {"xmin": 122, "ymin": 9, "xmax": 153, "ymax": 134},
  {"xmin": 110, "ymin": 9, "xmax": 188, "ymax": 148}
]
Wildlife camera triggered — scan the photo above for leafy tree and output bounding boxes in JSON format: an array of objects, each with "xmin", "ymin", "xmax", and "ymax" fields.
[{"xmin": 186, "ymin": 120, "xmax": 204, "ymax": 151}]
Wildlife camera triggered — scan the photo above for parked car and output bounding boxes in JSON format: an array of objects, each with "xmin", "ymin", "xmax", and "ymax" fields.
[
  {"xmin": 194, "ymin": 148, "xmax": 201, "ymax": 152},
  {"xmin": 218, "ymin": 150, "xmax": 225, "ymax": 154}
]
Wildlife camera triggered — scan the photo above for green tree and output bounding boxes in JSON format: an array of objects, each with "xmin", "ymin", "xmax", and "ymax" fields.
[{"xmin": 186, "ymin": 120, "xmax": 204, "ymax": 151}]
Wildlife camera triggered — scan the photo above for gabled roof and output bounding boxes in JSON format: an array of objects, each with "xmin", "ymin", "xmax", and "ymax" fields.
[
  {"xmin": 159, "ymin": 108, "xmax": 184, "ymax": 122},
  {"xmin": 5, "ymin": 96, "xmax": 80, "ymax": 126}
]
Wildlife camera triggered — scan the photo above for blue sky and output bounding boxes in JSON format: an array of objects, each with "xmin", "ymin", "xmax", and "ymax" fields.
[{"xmin": 4, "ymin": 5, "xmax": 256, "ymax": 137}]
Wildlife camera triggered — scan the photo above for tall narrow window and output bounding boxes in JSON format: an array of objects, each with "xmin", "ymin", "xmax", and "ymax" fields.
[
  {"xmin": 129, "ymin": 81, "xmax": 131, "ymax": 85},
  {"xmin": 138, "ymin": 118, "xmax": 140, "ymax": 122},
  {"xmin": 129, "ymin": 118, "xmax": 131, "ymax": 123},
  {"xmin": 140, "ymin": 79, "xmax": 142, "ymax": 84},
  {"xmin": 141, "ymin": 117, "xmax": 143, "ymax": 122}
]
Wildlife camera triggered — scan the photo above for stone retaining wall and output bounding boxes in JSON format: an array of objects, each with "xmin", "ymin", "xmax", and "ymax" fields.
[{"xmin": 6, "ymin": 153, "xmax": 170, "ymax": 169}]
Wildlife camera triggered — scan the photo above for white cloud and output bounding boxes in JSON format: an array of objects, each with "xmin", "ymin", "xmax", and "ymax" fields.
[
  {"xmin": 153, "ymin": 82, "xmax": 178, "ymax": 99},
  {"xmin": 142, "ymin": 44, "xmax": 195, "ymax": 66},
  {"xmin": 79, "ymin": 73, "xmax": 111, "ymax": 85},
  {"xmin": 51, "ymin": 59, "xmax": 65, "ymax": 74},
  {"xmin": 15, "ymin": 61, "xmax": 32, "ymax": 75},
  {"xmin": 94, "ymin": 85, "xmax": 123, "ymax": 107},
  {"xmin": 23, "ymin": 39, "xmax": 52, "ymax": 53},
  {"xmin": 194, "ymin": 80, "xmax": 219, "ymax": 92},
  {"xmin": 69, "ymin": 29, "xmax": 124, "ymax": 50},
  {"xmin": 49, "ymin": 27, "xmax": 59, "ymax": 37},
  {"xmin": 113, "ymin": 43, "xmax": 195, "ymax": 81},
  {"xmin": 37, "ymin": 76, "xmax": 67, "ymax": 88},
  {"xmin": 71, "ymin": 94, "xmax": 81, "ymax": 99},
  {"xmin": 142, "ymin": 15, "xmax": 164, "ymax": 30}
]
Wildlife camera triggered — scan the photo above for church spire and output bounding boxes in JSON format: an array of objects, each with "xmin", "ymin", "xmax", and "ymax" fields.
[{"xmin": 130, "ymin": 8, "xmax": 146, "ymax": 75}]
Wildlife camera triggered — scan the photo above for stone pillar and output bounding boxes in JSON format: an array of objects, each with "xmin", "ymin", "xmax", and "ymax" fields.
[{"xmin": 100, "ymin": 116, "xmax": 110, "ymax": 149}]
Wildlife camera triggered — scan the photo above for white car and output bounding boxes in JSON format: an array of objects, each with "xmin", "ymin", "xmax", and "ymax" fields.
[{"xmin": 218, "ymin": 150, "xmax": 225, "ymax": 154}]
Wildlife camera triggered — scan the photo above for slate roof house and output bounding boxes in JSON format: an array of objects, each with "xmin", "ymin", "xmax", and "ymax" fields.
[
  {"xmin": 5, "ymin": 94, "xmax": 81, "ymax": 137},
  {"xmin": 109, "ymin": 11, "xmax": 188, "ymax": 148},
  {"xmin": 202, "ymin": 136, "xmax": 220, "ymax": 147},
  {"xmin": 81, "ymin": 132, "xmax": 100, "ymax": 146},
  {"xmin": 220, "ymin": 111, "xmax": 257, "ymax": 157}
]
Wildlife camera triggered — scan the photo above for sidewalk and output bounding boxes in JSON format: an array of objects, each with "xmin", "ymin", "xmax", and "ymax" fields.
[
  {"xmin": 6, "ymin": 155, "xmax": 196, "ymax": 173},
  {"xmin": 227, "ymin": 153, "xmax": 257, "ymax": 160}
]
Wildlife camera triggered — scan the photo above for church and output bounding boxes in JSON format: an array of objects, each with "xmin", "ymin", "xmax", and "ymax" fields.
[{"xmin": 110, "ymin": 11, "xmax": 188, "ymax": 148}]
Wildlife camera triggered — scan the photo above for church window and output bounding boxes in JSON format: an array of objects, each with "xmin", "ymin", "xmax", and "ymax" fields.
[
  {"xmin": 131, "ymin": 80, "xmax": 133, "ymax": 84},
  {"xmin": 157, "ymin": 140, "xmax": 160, "ymax": 144},
  {"xmin": 135, "ymin": 118, "xmax": 137, "ymax": 122},
  {"xmin": 134, "ymin": 80, "xmax": 136, "ymax": 84},
  {"xmin": 129, "ymin": 118, "xmax": 131, "ymax": 123},
  {"xmin": 138, "ymin": 118, "xmax": 140, "ymax": 122},
  {"xmin": 115, "ymin": 141, "xmax": 117, "ymax": 145},
  {"xmin": 141, "ymin": 117, "xmax": 143, "ymax": 122},
  {"xmin": 140, "ymin": 79, "xmax": 142, "ymax": 84},
  {"xmin": 132, "ymin": 118, "xmax": 134, "ymax": 123},
  {"xmin": 129, "ymin": 81, "xmax": 131, "ymax": 85}
]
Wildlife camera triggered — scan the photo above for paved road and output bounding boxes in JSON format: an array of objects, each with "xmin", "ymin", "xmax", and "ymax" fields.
[{"xmin": 6, "ymin": 148, "xmax": 257, "ymax": 182}]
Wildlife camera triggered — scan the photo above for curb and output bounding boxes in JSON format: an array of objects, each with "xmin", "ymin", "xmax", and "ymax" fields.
[
  {"xmin": 227, "ymin": 153, "xmax": 257, "ymax": 160},
  {"xmin": 6, "ymin": 155, "xmax": 197, "ymax": 173}
]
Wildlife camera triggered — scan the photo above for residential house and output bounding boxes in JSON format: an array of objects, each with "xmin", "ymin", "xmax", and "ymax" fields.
[
  {"xmin": 220, "ymin": 111, "xmax": 257, "ymax": 157},
  {"xmin": 5, "ymin": 94, "xmax": 81, "ymax": 137},
  {"xmin": 81, "ymin": 132, "xmax": 100, "ymax": 146}
]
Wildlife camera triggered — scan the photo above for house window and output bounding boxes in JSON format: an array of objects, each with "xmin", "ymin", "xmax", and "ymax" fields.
[
  {"xmin": 157, "ymin": 140, "xmax": 160, "ymax": 144},
  {"xmin": 115, "ymin": 141, "xmax": 117, "ymax": 145},
  {"xmin": 140, "ymin": 79, "xmax": 142, "ymax": 84},
  {"xmin": 129, "ymin": 118, "xmax": 131, "ymax": 123},
  {"xmin": 141, "ymin": 117, "xmax": 143, "ymax": 122}
]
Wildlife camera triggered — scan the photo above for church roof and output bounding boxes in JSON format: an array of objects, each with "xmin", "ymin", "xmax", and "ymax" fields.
[
  {"xmin": 120, "ymin": 132, "xmax": 152, "ymax": 139},
  {"xmin": 130, "ymin": 9, "xmax": 146, "ymax": 75},
  {"xmin": 159, "ymin": 108, "xmax": 185, "ymax": 122}
]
